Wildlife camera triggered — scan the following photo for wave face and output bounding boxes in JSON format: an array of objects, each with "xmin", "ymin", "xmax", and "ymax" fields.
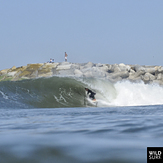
[{"xmin": 0, "ymin": 76, "xmax": 163, "ymax": 108}]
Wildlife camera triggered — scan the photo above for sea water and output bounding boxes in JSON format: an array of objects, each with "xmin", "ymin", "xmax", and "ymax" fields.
[{"xmin": 0, "ymin": 77, "xmax": 163, "ymax": 163}]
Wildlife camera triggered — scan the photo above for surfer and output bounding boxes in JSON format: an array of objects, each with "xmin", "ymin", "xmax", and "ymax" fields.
[{"xmin": 85, "ymin": 88, "xmax": 96, "ymax": 101}]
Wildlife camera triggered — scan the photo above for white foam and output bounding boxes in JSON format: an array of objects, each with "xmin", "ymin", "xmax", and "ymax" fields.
[
  {"xmin": 0, "ymin": 91, "xmax": 8, "ymax": 100},
  {"xmin": 82, "ymin": 78, "xmax": 163, "ymax": 107},
  {"xmin": 110, "ymin": 81, "xmax": 163, "ymax": 106}
]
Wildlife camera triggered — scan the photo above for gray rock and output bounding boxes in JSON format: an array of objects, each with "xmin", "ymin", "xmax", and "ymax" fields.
[
  {"xmin": 83, "ymin": 62, "xmax": 94, "ymax": 69},
  {"xmin": 110, "ymin": 71, "xmax": 129, "ymax": 79},
  {"xmin": 119, "ymin": 63, "xmax": 131, "ymax": 72},
  {"xmin": 134, "ymin": 65, "xmax": 145, "ymax": 72},
  {"xmin": 112, "ymin": 64, "xmax": 121, "ymax": 73},
  {"xmin": 107, "ymin": 64, "xmax": 114, "ymax": 73},
  {"xmin": 7, "ymin": 71, "xmax": 18, "ymax": 76},
  {"xmin": 57, "ymin": 69, "xmax": 74, "ymax": 76},
  {"xmin": 71, "ymin": 63, "xmax": 80, "ymax": 69},
  {"xmin": 38, "ymin": 63, "xmax": 58, "ymax": 77},
  {"xmin": 129, "ymin": 69, "xmax": 135, "ymax": 74},
  {"xmin": 142, "ymin": 73, "xmax": 156, "ymax": 82},
  {"xmin": 56, "ymin": 64, "xmax": 72, "ymax": 70},
  {"xmin": 98, "ymin": 65, "xmax": 108, "ymax": 72},
  {"xmin": 128, "ymin": 70, "xmax": 145, "ymax": 80},
  {"xmin": 157, "ymin": 73, "xmax": 163, "ymax": 80},
  {"xmin": 1, "ymin": 62, "xmax": 163, "ymax": 85},
  {"xmin": 0, "ymin": 68, "xmax": 10, "ymax": 75},
  {"xmin": 74, "ymin": 69, "xmax": 83, "ymax": 77},
  {"xmin": 157, "ymin": 66, "xmax": 163, "ymax": 73},
  {"xmin": 144, "ymin": 67, "xmax": 156, "ymax": 75}
]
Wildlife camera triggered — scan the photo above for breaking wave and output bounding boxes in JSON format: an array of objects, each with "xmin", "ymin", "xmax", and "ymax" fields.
[{"xmin": 0, "ymin": 76, "xmax": 163, "ymax": 108}]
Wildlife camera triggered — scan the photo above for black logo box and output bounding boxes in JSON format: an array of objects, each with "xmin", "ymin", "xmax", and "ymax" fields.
[{"xmin": 147, "ymin": 147, "xmax": 163, "ymax": 163}]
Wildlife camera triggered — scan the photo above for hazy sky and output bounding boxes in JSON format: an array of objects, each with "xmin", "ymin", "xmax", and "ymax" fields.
[{"xmin": 0, "ymin": 0, "xmax": 163, "ymax": 70}]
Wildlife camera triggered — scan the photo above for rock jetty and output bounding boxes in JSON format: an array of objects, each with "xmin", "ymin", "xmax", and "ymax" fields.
[{"xmin": 0, "ymin": 62, "xmax": 163, "ymax": 85}]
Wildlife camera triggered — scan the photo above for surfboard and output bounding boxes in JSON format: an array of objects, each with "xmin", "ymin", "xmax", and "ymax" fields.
[
  {"xmin": 91, "ymin": 99, "xmax": 97, "ymax": 102},
  {"xmin": 87, "ymin": 97, "xmax": 98, "ymax": 106}
]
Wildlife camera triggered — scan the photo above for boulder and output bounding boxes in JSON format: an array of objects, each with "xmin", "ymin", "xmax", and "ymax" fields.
[
  {"xmin": 38, "ymin": 63, "xmax": 58, "ymax": 77},
  {"xmin": 128, "ymin": 70, "xmax": 145, "ymax": 80},
  {"xmin": 82, "ymin": 67, "xmax": 106, "ymax": 78},
  {"xmin": 96, "ymin": 65, "xmax": 108, "ymax": 72},
  {"xmin": 10, "ymin": 66, "xmax": 17, "ymax": 71},
  {"xmin": 57, "ymin": 69, "xmax": 74, "ymax": 76},
  {"xmin": 134, "ymin": 65, "xmax": 145, "ymax": 72},
  {"xmin": 112, "ymin": 64, "xmax": 121, "ymax": 73},
  {"xmin": 56, "ymin": 63, "xmax": 72, "ymax": 70},
  {"xmin": 157, "ymin": 73, "xmax": 163, "ymax": 80},
  {"xmin": 110, "ymin": 71, "xmax": 129, "ymax": 79},
  {"xmin": 0, "ymin": 69, "xmax": 10, "ymax": 75},
  {"xmin": 83, "ymin": 62, "xmax": 94, "ymax": 68},
  {"xmin": 142, "ymin": 73, "xmax": 155, "ymax": 82},
  {"xmin": 83, "ymin": 71, "xmax": 93, "ymax": 78},
  {"xmin": 74, "ymin": 69, "xmax": 83, "ymax": 77},
  {"xmin": 71, "ymin": 63, "xmax": 80, "ymax": 69},
  {"xmin": 119, "ymin": 63, "xmax": 131, "ymax": 72},
  {"xmin": 157, "ymin": 66, "xmax": 163, "ymax": 73},
  {"xmin": 107, "ymin": 64, "xmax": 114, "ymax": 73},
  {"xmin": 129, "ymin": 69, "xmax": 135, "ymax": 74},
  {"xmin": 19, "ymin": 63, "xmax": 43, "ymax": 78},
  {"xmin": 8, "ymin": 71, "xmax": 18, "ymax": 76},
  {"xmin": 92, "ymin": 67, "xmax": 107, "ymax": 78},
  {"xmin": 144, "ymin": 67, "xmax": 156, "ymax": 75}
]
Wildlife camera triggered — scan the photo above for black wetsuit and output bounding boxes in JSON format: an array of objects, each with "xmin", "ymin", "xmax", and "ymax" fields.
[{"xmin": 87, "ymin": 89, "xmax": 96, "ymax": 100}]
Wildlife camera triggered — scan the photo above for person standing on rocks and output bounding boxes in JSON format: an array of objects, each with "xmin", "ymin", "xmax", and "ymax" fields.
[{"xmin": 65, "ymin": 52, "xmax": 68, "ymax": 62}]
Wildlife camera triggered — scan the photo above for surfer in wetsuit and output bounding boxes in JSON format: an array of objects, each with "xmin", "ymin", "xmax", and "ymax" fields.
[{"xmin": 85, "ymin": 88, "xmax": 96, "ymax": 100}]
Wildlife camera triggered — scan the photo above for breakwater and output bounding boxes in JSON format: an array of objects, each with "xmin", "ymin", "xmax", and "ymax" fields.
[{"xmin": 0, "ymin": 62, "xmax": 163, "ymax": 85}]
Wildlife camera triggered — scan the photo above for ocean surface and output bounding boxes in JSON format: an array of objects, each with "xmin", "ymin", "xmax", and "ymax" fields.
[{"xmin": 0, "ymin": 76, "xmax": 163, "ymax": 163}]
